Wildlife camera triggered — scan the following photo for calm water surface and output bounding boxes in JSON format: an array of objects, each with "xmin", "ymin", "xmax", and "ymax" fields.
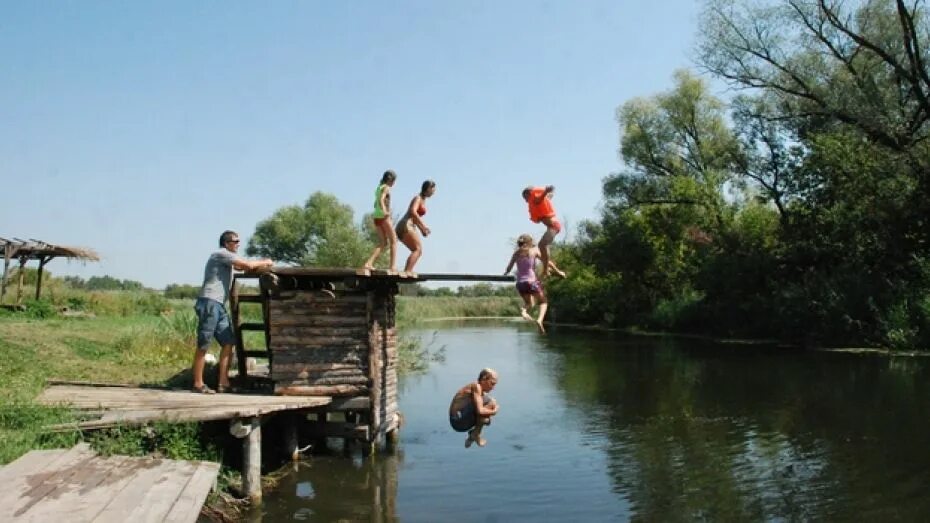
[{"xmin": 257, "ymin": 321, "xmax": 930, "ymax": 522}]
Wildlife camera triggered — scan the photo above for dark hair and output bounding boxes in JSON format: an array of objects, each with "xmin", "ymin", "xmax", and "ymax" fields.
[
  {"xmin": 521, "ymin": 187, "xmax": 532, "ymax": 198},
  {"xmin": 420, "ymin": 179, "xmax": 436, "ymax": 196},
  {"xmin": 219, "ymin": 230, "xmax": 238, "ymax": 247},
  {"xmin": 478, "ymin": 368, "xmax": 497, "ymax": 381},
  {"xmin": 381, "ymin": 170, "xmax": 397, "ymax": 184}
]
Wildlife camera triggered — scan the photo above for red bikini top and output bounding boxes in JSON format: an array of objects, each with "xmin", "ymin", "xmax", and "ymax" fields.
[{"xmin": 417, "ymin": 202, "xmax": 427, "ymax": 216}]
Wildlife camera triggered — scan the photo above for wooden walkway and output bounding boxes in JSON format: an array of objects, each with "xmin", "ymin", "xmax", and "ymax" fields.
[
  {"xmin": 0, "ymin": 443, "xmax": 219, "ymax": 522},
  {"xmin": 38, "ymin": 384, "xmax": 332, "ymax": 430}
]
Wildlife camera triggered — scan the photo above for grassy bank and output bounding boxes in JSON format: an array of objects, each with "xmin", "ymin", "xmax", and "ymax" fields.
[
  {"xmin": 396, "ymin": 296, "xmax": 522, "ymax": 322},
  {"xmin": 0, "ymin": 291, "xmax": 515, "ymax": 466}
]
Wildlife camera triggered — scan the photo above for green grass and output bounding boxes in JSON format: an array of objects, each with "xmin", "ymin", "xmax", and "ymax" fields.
[{"xmin": 396, "ymin": 296, "xmax": 522, "ymax": 323}]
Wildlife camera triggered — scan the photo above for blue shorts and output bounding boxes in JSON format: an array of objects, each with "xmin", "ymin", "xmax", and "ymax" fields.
[
  {"xmin": 449, "ymin": 394, "xmax": 493, "ymax": 432},
  {"xmin": 516, "ymin": 280, "xmax": 543, "ymax": 296},
  {"xmin": 194, "ymin": 297, "xmax": 235, "ymax": 350}
]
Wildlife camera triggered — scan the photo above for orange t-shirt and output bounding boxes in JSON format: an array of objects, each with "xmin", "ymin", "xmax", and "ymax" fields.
[{"xmin": 527, "ymin": 187, "xmax": 555, "ymax": 223}]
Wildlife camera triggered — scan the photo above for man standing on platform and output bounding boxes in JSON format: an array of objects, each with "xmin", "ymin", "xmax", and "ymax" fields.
[{"xmin": 191, "ymin": 230, "xmax": 273, "ymax": 394}]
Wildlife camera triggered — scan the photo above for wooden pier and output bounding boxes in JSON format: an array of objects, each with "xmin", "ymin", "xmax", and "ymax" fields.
[
  {"xmin": 0, "ymin": 443, "xmax": 219, "ymax": 522},
  {"xmin": 35, "ymin": 269, "xmax": 513, "ymax": 505}
]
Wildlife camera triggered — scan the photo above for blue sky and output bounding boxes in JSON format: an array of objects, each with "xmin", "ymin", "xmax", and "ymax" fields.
[{"xmin": 1, "ymin": 1, "xmax": 707, "ymax": 288}]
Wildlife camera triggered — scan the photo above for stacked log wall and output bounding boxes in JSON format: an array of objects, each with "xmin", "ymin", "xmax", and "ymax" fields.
[{"xmin": 269, "ymin": 292, "xmax": 371, "ymax": 396}]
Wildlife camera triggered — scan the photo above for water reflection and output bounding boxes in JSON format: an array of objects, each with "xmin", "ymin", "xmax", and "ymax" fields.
[
  {"xmin": 539, "ymin": 333, "xmax": 930, "ymax": 520},
  {"xmin": 258, "ymin": 323, "xmax": 930, "ymax": 521}
]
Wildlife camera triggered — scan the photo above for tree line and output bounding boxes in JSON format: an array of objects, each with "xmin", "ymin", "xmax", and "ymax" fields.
[{"xmin": 548, "ymin": 0, "xmax": 930, "ymax": 348}]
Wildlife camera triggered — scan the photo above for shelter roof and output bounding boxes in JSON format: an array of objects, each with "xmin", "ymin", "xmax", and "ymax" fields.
[{"xmin": 0, "ymin": 237, "xmax": 100, "ymax": 261}]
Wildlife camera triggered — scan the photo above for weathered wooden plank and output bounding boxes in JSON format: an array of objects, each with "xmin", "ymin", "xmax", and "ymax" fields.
[
  {"xmin": 63, "ymin": 455, "xmax": 138, "ymax": 521},
  {"xmin": 271, "ymin": 350, "xmax": 364, "ymax": 365},
  {"xmin": 265, "ymin": 362, "xmax": 361, "ymax": 373},
  {"xmin": 4, "ymin": 447, "xmax": 99, "ymax": 518},
  {"xmin": 275, "ymin": 384, "xmax": 368, "ymax": 396},
  {"xmin": 92, "ymin": 458, "xmax": 175, "ymax": 522},
  {"xmin": 0, "ymin": 449, "xmax": 62, "ymax": 485},
  {"xmin": 270, "ymin": 367, "xmax": 366, "ymax": 379},
  {"xmin": 270, "ymin": 335, "xmax": 369, "ymax": 346},
  {"xmin": 128, "ymin": 460, "xmax": 198, "ymax": 523},
  {"xmin": 269, "ymin": 315, "xmax": 368, "ymax": 327},
  {"xmin": 163, "ymin": 461, "xmax": 220, "ymax": 523},
  {"xmin": 268, "ymin": 326, "xmax": 367, "ymax": 337},
  {"xmin": 272, "ymin": 376, "xmax": 370, "ymax": 386},
  {"xmin": 0, "ymin": 444, "xmax": 96, "ymax": 513}
]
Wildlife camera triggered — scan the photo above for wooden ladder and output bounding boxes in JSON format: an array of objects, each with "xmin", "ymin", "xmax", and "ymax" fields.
[{"xmin": 229, "ymin": 274, "xmax": 271, "ymax": 388}]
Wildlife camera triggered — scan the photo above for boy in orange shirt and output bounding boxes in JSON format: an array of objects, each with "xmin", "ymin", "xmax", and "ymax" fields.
[{"xmin": 522, "ymin": 185, "xmax": 567, "ymax": 278}]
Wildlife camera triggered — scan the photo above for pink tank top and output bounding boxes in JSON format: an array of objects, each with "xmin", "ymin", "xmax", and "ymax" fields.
[{"xmin": 516, "ymin": 254, "xmax": 536, "ymax": 282}]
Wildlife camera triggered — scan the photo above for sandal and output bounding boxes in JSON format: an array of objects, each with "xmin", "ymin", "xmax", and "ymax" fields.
[
  {"xmin": 216, "ymin": 384, "xmax": 239, "ymax": 394},
  {"xmin": 191, "ymin": 384, "xmax": 215, "ymax": 394}
]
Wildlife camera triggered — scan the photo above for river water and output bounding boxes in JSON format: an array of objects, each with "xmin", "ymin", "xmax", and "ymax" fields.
[{"xmin": 256, "ymin": 321, "xmax": 930, "ymax": 522}]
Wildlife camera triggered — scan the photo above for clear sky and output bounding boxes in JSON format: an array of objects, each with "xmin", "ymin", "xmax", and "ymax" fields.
[{"xmin": 1, "ymin": 1, "xmax": 705, "ymax": 288}]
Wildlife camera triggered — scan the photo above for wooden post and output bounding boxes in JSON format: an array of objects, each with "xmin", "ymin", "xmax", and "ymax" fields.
[
  {"xmin": 15, "ymin": 257, "xmax": 26, "ymax": 305},
  {"xmin": 231, "ymin": 278, "xmax": 247, "ymax": 387},
  {"xmin": 242, "ymin": 417, "xmax": 262, "ymax": 504},
  {"xmin": 35, "ymin": 255, "xmax": 53, "ymax": 300},
  {"xmin": 0, "ymin": 243, "xmax": 12, "ymax": 304}
]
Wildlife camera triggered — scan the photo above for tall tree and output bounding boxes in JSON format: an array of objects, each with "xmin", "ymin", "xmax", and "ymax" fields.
[{"xmin": 247, "ymin": 192, "xmax": 371, "ymax": 268}]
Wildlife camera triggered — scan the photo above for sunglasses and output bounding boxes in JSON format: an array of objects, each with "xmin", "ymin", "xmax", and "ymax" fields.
[{"xmin": 228, "ymin": 239, "xmax": 241, "ymax": 244}]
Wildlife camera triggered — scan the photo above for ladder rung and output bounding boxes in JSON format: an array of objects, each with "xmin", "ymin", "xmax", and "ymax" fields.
[
  {"xmin": 242, "ymin": 350, "xmax": 270, "ymax": 358},
  {"xmin": 237, "ymin": 295, "xmax": 263, "ymax": 303},
  {"xmin": 239, "ymin": 322, "xmax": 266, "ymax": 331}
]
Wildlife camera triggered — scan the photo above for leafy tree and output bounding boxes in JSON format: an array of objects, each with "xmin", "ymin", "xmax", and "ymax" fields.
[{"xmin": 247, "ymin": 192, "xmax": 371, "ymax": 268}]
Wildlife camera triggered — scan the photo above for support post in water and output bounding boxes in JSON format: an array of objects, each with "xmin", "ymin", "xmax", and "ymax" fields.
[{"xmin": 242, "ymin": 417, "xmax": 262, "ymax": 504}]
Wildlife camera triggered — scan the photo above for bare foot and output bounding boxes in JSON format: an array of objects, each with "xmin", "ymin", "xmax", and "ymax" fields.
[
  {"xmin": 475, "ymin": 437, "xmax": 487, "ymax": 447},
  {"xmin": 536, "ymin": 319, "xmax": 546, "ymax": 333},
  {"xmin": 552, "ymin": 268, "xmax": 567, "ymax": 278},
  {"xmin": 465, "ymin": 429, "xmax": 477, "ymax": 448},
  {"xmin": 520, "ymin": 308, "xmax": 533, "ymax": 322},
  {"xmin": 363, "ymin": 264, "xmax": 374, "ymax": 270}
]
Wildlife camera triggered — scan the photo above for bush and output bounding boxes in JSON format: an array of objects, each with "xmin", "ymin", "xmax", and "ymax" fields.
[{"xmin": 22, "ymin": 299, "xmax": 55, "ymax": 319}]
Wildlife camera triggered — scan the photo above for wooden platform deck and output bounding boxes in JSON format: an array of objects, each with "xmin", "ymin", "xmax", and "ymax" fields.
[
  {"xmin": 38, "ymin": 384, "xmax": 332, "ymax": 430},
  {"xmin": 0, "ymin": 443, "xmax": 219, "ymax": 522},
  {"xmin": 251, "ymin": 266, "xmax": 515, "ymax": 283}
]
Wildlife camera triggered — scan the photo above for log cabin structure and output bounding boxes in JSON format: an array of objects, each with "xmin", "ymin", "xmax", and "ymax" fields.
[{"xmin": 231, "ymin": 267, "xmax": 513, "ymax": 449}]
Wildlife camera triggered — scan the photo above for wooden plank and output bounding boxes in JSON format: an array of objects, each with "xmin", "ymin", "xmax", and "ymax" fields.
[
  {"xmin": 0, "ymin": 449, "xmax": 63, "ymax": 485},
  {"xmin": 238, "ymin": 322, "xmax": 265, "ymax": 331},
  {"xmin": 0, "ymin": 444, "xmax": 95, "ymax": 511},
  {"xmin": 163, "ymin": 461, "xmax": 220, "ymax": 523},
  {"xmin": 416, "ymin": 272, "xmax": 515, "ymax": 282},
  {"xmin": 271, "ymin": 376, "xmax": 369, "ymax": 386},
  {"xmin": 129, "ymin": 459, "xmax": 197, "ymax": 523},
  {"xmin": 268, "ymin": 326, "xmax": 367, "ymax": 337},
  {"xmin": 275, "ymin": 384, "xmax": 367, "ymax": 396},
  {"xmin": 18, "ymin": 454, "xmax": 134, "ymax": 522},
  {"xmin": 92, "ymin": 458, "xmax": 175, "ymax": 522},
  {"xmin": 3, "ymin": 445, "xmax": 98, "ymax": 518}
]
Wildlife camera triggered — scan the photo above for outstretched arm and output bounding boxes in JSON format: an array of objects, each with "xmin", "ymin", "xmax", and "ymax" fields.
[
  {"xmin": 233, "ymin": 258, "xmax": 274, "ymax": 271},
  {"xmin": 504, "ymin": 252, "xmax": 519, "ymax": 275}
]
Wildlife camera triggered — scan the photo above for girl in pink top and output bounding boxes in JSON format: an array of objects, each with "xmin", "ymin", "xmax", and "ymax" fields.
[{"xmin": 504, "ymin": 234, "xmax": 565, "ymax": 333}]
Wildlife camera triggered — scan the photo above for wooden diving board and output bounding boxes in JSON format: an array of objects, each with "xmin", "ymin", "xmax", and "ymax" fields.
[
  {"xmin": 0, "ymin": 443, "xmax": 219, "ymax": 522},
  {"xmin": 244, "ymin": 266, "xmax": 515, "ymax": 283},
  {"xmin": 38, "ymin": 384, "xmax": 332, "ymax": 430}
]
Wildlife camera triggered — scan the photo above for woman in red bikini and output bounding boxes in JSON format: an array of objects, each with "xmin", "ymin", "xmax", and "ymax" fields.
[{"xmin": 395, "ymin": 180, "xmax": 436, "ymax": 272}]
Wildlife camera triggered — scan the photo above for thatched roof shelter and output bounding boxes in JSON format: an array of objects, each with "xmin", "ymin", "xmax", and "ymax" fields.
[{"xmin": 1, "ymin": 237, "xmax": 100, "ymax": 304}]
